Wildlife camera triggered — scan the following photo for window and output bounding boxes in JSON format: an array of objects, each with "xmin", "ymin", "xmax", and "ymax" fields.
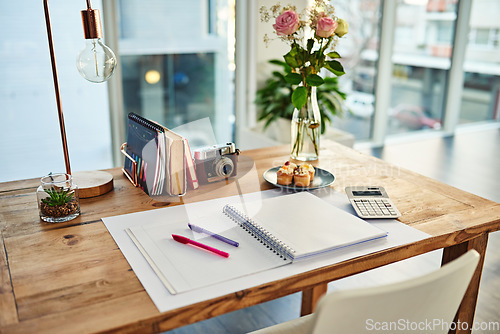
[
  {"xmin": 2, "ymin": 0, "xmax": 499, "ymax": 183},
  {"xmin": 385, "ymin": 0, "xmax": 457, "ymax": 135},
  {"xmin": 0, "ymin": 0, "xmax": 113, "ymax": 182},
  {"xmin": 116, "ymin": 0, "xmax": 235, "ymax": 147},
  {"xmin": 325, "ymin": 0, "xmax": 382, "ymax": 141},
  {"xmin": 459, "ymin": 0, "xmax": 500, "ymax": 124}
]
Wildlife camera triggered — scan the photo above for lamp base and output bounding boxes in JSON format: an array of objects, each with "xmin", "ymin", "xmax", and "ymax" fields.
[{"xmin": 72, "ymin": 171, "xmax": 114, "ymax": 198}]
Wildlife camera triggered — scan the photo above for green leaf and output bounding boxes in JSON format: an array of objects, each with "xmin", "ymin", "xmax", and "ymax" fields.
[
  {"xmin": 307, "ymin": 38, "xmax": 314, "ymax": 52},
  {"xmin": 283, "ymin": 55, "xmax": 298, "ymax": 68},
  {"xmin": 323, "ymin": 76, "xmax": 339, "ymax": 84},
  {"xmin": 269, "ymin": 59, "xmax": 292, "ymax": 74},
  {"xmin": 284, "ymin": 44, "xmax": 305, "ymax": 68},
  {"xmin": 324, "ymin": 60, "xmax": 345, "ymax": 76},
  {"xmin": 42, "ymin": 187, "xmax": 73, "ymax": 206},
  {"xmin": 314, "ymin": 50, "xmax": 325, "ymax": 67},
  {"xmin": 269, "ymin": 59, "xmax": 287, "ymax": 67},
  {"xmin": 291, "ymin": 87, "xmax": 308, "ymax": 110},
  {"xmin": 285, "ymin": 73, "xmax": 303, "ymax": 85},
  {"xmin": 284, "ymin": 50, "xmax": 300, "ymax": 68},
  {"xmin": 271, "ymin": 71, "xmax": 285, "ymax": 80},
  {"xmin": 305, "ymin": 74, "xmax": 324, "ymax": 87},
  {"xmin": 327, "ymin": 51, "xmax": 341, "ymax": 58}
]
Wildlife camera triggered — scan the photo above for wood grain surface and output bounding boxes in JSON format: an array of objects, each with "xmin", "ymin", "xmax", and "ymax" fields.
[{"xmin": 1, "ymin": 140, "xmax": 499, "ymax": 333}]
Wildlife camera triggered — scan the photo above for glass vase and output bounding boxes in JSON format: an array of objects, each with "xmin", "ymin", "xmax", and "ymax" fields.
[
  {"xmin": 37, "ymin": 173, "xmax": 80, "ymax": 223},
  {"xmin": 290, "ymin": 86, "xmax": 321, "ymax": 161}
]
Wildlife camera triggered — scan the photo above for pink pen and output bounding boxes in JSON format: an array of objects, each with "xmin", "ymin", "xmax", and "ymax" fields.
[{"xmin": 172, "ymin": 234, "xmax": 229, "ymax": 258}]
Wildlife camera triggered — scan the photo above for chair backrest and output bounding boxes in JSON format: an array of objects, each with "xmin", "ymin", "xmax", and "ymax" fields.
[{"xmin": 311, "ymin": 250, "xmax": 480, "ymax": 334}]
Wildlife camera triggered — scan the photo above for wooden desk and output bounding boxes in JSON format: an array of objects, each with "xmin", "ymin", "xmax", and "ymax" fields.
[{"xmin": 1, "ymin": 140, "xmax": 499, "ymax": 333}]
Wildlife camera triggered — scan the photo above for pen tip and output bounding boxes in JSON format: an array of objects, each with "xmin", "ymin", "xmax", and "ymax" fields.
[
  {"xmin": 187, "ymin": 223, "xmax": 202, "ymax": 232},
  {"xmin": 172, "ymin": 234, "xmax": 189, "ymax": 244}
]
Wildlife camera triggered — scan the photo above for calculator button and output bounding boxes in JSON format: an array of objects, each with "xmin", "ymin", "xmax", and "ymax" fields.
[{"xmin": 349, "ymin": 193, "xmax": 400, "ymax": 217}]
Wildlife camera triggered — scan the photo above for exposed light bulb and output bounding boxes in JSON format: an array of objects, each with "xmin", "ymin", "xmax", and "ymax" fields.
[{"xmin": 77, "ymin": 38, "xmax": 117, "ymax": 83}]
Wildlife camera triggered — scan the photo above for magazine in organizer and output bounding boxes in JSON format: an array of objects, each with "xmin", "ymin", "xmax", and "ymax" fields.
[{"xmin": 123, "ymin": 113, "xmax": 186, "ymax": 196}]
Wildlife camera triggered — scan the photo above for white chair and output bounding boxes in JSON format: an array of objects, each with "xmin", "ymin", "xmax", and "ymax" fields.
[{"xmin": 250, "ymin": 250, "xmax": 480, "ymax": 334}]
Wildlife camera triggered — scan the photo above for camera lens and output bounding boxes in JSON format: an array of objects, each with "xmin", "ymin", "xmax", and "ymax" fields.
[{"xmin": 214, "ymin": 157, "xmax": 234, "ymax": 177}]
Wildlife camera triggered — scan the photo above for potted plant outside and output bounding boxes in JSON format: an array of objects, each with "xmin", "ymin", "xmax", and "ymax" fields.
[{"xmin": 255, "ymin": 59, "xmax": 347, "ymax": 136}]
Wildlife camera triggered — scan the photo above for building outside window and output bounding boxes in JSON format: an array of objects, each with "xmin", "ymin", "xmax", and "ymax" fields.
[
  {"xmin": 329, "ymin": 0, "xmax": 499, "ymax": 140},
  {"xmin": 460, "ymin": 0, "xmax": 500, "ymax": 124},
  {"xmin": 385, "ymin": 0, "xmax": 457, "ymax": 135},
  {"xmin": 330, "ymin": 0, "xmax": 381, "ymax": 141}
]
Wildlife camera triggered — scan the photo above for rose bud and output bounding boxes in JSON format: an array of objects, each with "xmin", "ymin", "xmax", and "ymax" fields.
[{"xmin": 335, "ymin": 18, "xmax": 349, "ymax": 37}]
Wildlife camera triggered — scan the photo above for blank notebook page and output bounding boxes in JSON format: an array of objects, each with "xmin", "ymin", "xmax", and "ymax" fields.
[{"xmin": 227, "ymin": 191, "xmax": 387, "ymax": 260}]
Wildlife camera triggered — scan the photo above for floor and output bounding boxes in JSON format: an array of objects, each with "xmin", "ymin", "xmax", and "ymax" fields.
[{"xmin": 167, "ymin": 127, "xmax": 500, "ymax": 334}]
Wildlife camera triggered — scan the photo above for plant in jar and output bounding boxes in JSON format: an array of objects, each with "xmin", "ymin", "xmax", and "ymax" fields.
[{"xmin": 37, "ymin": 173, "xmax": 80, "ymax": 222}]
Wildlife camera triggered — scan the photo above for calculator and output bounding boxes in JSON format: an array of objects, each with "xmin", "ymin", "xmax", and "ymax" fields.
[{"xmin": 345, "ymin": 186, "xmax": 401, "ymax": 219}]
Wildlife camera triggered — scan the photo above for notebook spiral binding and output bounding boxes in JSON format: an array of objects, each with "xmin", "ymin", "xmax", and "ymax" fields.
[
  {"xmin": 223, "ymin": 205, "xmax": 294, "ymax": 261},
  {"xmin": 129, "ymin": 113, "xmax": 164, "ymax": 133}
]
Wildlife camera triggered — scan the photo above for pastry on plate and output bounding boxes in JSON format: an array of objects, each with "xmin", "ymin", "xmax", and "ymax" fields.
[
  {"xmin": 276, "ymin": 161, "xmax": 296, "ymax": 185},
  {"xmin": 293, "ymin": 166, "xmax": 311, "ymax": 187},
  {"xmin": 300, "ymin": 164, "xmax": 315, "ymax": 181}
]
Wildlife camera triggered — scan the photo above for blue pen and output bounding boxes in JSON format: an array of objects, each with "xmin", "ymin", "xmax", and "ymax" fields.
[{"xmin": 188, "ymin": 223, "xmax": 239, "ymax": 247}]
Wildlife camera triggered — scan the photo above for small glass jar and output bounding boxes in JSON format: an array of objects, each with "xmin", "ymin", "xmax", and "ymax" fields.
[{"xmin": 37, "ymin": 173, "xmax": 80, "ymax": 223}]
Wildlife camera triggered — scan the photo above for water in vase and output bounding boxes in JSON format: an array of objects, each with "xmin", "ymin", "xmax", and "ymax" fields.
[{"xmin": 290, "ymin": 117, "xmax": 320, "ymax": 161}]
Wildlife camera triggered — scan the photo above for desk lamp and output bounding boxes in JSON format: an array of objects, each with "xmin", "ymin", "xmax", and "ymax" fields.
[{"xmin": 43, "ymin": 0, "xmax": 116, "ymax": 198}]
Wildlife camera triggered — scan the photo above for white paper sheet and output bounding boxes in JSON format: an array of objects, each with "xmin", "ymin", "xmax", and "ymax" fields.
[{"xmin": 102, "ymin": 188, "xmax": 431, "ymax": 313}]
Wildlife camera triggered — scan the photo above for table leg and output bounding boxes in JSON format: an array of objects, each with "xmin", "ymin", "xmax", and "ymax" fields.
[
  {"xmin": 301, "ymin": 283, "xmax": 328, "ymax": 316},
  {"xmin": 442, "ymin": 233, "xmax": 488, "ymax": 334}
]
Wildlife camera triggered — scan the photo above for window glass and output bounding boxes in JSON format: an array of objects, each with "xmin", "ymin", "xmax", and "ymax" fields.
[
  {"xmin": 387, "ymin": 0, "xmax": 457, "ymax": 135},
  {"xmin": 0, "ymin": 0, "xmax": 113, "ymax": 182},
  {"xmin": 121, "ymin": 54, "xmax": 216, "ymax": 128},
  {"xmin": 459, "ymin": 0, "xmax": 500, "ymax": 124},
  {"xmin": 117, "ymin": 0, "xmax": 235, "ymax": 145},
  {"xmin": 331, "ymin": 0, "xmax": 381, "ymax": 141}
]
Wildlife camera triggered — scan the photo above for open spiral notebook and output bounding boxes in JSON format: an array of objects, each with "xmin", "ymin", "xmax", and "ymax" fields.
[{"xmin": 126, "ymin": 191, "xmax": 387, "ymax": 295}]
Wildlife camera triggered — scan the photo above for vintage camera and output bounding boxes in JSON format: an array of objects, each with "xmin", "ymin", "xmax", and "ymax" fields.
[{"xmin": 193, "ymin": 143, "xmax": 239, "ymax": 184}]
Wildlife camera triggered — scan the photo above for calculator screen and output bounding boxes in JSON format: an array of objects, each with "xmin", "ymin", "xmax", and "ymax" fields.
[{"xmin": 353, "ymin": 190, "xmax": 382, "ymax": 196}]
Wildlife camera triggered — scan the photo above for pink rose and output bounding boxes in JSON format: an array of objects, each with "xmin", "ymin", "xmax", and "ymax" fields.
[
  {"xmin": 316, "ymin": 16, "xmax": 338, "ymax": 38},
  {"xmin": 273, "ymin": 10, "xmax": 300, "ymax": 36}
]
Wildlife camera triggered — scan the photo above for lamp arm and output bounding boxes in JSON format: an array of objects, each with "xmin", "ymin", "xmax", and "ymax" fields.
[{"xmin": 43, "ymin": 0, "xmax": 72, "ymax": 175}]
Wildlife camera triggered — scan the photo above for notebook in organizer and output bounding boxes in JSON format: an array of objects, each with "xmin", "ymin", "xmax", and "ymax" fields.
[
  {"xmin": 126, "ymin": 192, "xmax": 387, "ymax": 294},
  {"xmin": 124, "ymin": 113, "xmax": 186, "ymax": 196}
]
